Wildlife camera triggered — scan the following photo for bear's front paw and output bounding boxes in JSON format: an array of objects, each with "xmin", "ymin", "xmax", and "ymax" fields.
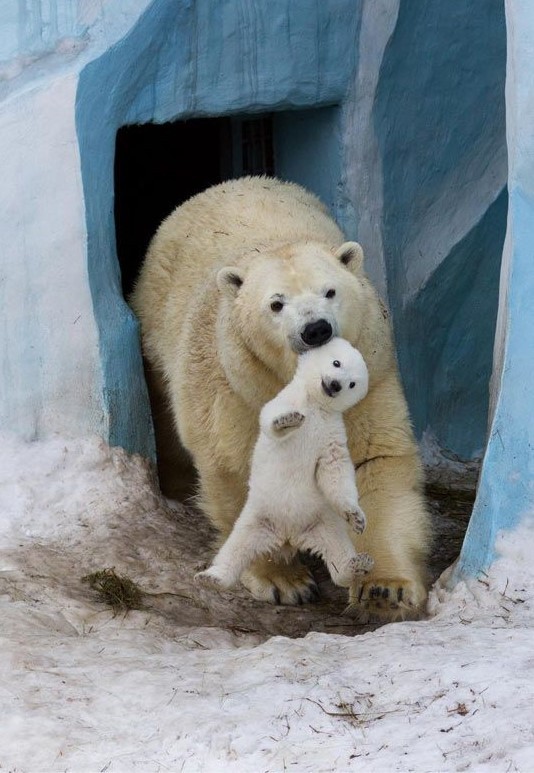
[
  {"xmin": 194, "ymin": 568, "xmax": 233, "ymax": 591},
  {"xmin": 344, "ymin": 506, "xmax": 366, "ymax": 534},
  {"xmin": 272, "ymin": 411, "xmax": 305, "ymax": 434},
  {"xmin": 349, "ymin": 577, "xmax": 428, "ymax": 622}
]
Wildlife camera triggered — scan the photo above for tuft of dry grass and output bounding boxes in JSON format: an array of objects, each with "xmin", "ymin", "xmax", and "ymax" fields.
[{"xmin": 82, "ymin": 568, "xmax": 144, "ymax": 614}]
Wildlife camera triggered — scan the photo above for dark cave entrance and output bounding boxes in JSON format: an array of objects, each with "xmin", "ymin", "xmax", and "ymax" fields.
[
  {"xmin": 114, "ymin": 115, "xmax": 275, "ymax": 298},
  {"xmin": 114, "ymin": 114, "xmax": 276, "ymax": 498}
]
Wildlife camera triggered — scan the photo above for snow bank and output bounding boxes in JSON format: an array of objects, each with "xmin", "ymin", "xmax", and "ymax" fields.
[{"xmin": 1, "ymin": 435, "xmax": 533, "ymax": 772}]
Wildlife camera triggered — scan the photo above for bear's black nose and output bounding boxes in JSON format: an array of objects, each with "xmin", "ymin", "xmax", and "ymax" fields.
[
  {"xmin": 301, "ymin": 319, "xmax": 333, "ymax": 347},
  {"xmin": 330, "ymin": 380, "xmax": 342, "ymax": 393}
]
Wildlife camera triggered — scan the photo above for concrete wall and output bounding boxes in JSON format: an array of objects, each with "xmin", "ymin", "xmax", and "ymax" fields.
[
  {"xmin": 0, "ymin": 0, "xmax": 359, "ymax": 455},
  {"xmin": 0, "ymin": 1, "xmax": 153, "ymax": 444},
  {"xmin": 454, "ymin": 0, "xmax": 534, "ymax": 578},
  {"xmin": 346, "ymin": 0, "xmax": 507, "ymax": 461},
  {"xmin": 75, "ymin": 0, "xmax": 359, "ymax": 455},
  {"xmin": 0, "ymin": 0, "xmax": 509, "ymax": 474}
]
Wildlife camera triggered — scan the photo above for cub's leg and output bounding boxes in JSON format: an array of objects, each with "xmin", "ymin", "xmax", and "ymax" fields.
[
  {"xmin": 316, "ymin": 442, "xmax": 366, "ymax": 533},
  {"xmin": 195, "ymin": 505, "xmax": 283, "ymax": 590},
  {"xmin": 295, "ymin": 517, "xmax": 373, "ymax": 588},
  {"xmin": 197, "ymin": 465, "xmax": 319, "ymax": 605}
]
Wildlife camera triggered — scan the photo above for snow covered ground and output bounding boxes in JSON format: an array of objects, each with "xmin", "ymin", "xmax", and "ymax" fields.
[{"xmin": 1, "ymin": 435, "xmax": 533, "ymax": 772}]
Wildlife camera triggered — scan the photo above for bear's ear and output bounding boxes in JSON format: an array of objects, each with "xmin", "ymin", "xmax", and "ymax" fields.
[
  {"xmin": 334, "ymin": 241, "xmax": 364, "ymax": 273},
  {"xmin": 217, "ymin": 266, "xmax": 244, "ymax": 297}
]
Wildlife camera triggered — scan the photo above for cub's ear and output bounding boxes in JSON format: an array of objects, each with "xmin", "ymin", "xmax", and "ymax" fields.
[
  {"xmin": 334, "ymin": 241, "xmax": 364, "ymax": 273},
  {"xmin": 216, "ymin": 266, "xmax": 244, "ymax": 297}
]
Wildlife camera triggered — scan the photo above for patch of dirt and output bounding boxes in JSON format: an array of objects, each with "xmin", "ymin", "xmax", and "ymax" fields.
[
  {"xmin": 141, "ymin": 460, "xmax": 479, "ymax": 639},
  {"xmin": 5, "ymin": 458, "xmax": 478, "ymax": 643},
  {"xmin": 425, "ymin": 464, "xmax": 479, "ymax": 582}
]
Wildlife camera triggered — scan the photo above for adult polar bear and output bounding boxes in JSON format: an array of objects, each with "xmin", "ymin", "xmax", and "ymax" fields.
[{"xmin": 130, "ymin": 176, "xmax": 431, "ymax": 621}]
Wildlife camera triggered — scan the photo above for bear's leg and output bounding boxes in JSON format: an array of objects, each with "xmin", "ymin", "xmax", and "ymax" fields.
[
  {"xmin": 349, "ymin": 455, "xmax": 431, "ymax": 622},
  {"xmin": 197, "ymin": 465, "xmax": 320, "ymax": 605},
  {"xmin": 196, "ymin": 465, "xmax": 248, "ymax": 535},
  {"xmin": 295, "ymin": 517, "xmax": 374, "ymax": 588}
]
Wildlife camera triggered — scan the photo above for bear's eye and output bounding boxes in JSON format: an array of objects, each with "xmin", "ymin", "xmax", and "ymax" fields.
[
  {"xmin": 270, "ymin": 300, "xmax": 284, "ymax": 312},
  {"xmin": 325, "ymin": 289, "xmax": 336, "ymax": 299},
  {"xmin": 349, "ymin": 382, "xmax": 356, "ymax": 389},
  {"xmin": 333, "ymin": 360, "xmax": 341, "ymax": 368}
]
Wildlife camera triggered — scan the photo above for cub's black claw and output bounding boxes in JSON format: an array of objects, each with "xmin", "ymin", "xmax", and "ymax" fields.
[{"xmin": 272, "ymin": 588, "xmax": 281, "ymax": 605}]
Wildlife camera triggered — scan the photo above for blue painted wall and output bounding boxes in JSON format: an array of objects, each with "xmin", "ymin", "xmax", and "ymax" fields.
[
  {"xmin": 0, "ymin": 1, "xmax": 88, "ymax": 62},
  {"xmin": 401, "ymin": 190, "xmax": 507, "ymax": 458},
  {"xmin": 75, "ymin": 0, "xmax": 507, "ymax": 468},
  {"xmin": 76, "ymin": 0, "xmax": 360, "ymax": 457},
  {"xmin": 274, "ymin": 106, "xmax": 353, "ymax": 238},
  {"xmin": 373, "ymin": 0, "xmax": 507, "ymax": 460},
  {"xmin": 455, "ymin": 187, "xmax": 534, "ymax": 576},
  {"xmin": 454, "ymin": 0, "xmax": 534, "ymax": 578}
]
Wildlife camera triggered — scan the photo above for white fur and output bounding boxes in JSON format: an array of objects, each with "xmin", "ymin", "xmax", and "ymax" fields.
[{"xmin": 195, "ymin": 338, "xmax": 374, "ymax": 592}]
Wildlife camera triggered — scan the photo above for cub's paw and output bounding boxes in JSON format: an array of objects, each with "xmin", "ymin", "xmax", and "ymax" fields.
[
  {"xmin": 349, "ymin": 577, "xmax": 428, "ymax": 622},
  {"xmin": 332, "ymin": 553, "xmax": 374, "ymax": 588},
  {"xmin": 241, "ymin": 555, "xmax": 320, "ymax": 605},
  {"xmin": 344, "ymin": 506, "xmax": 366, "ymax": 534},
  {"xmin": 194, "ymin": 568, "xmax": 233, "ymax": 591},
  {"xmin": 272, "ymin": 411, "xmax": 305, "ymax": 435},
  {"xmin": 349, "ymin": 552, "xmax": 374, "ymax": 576}
]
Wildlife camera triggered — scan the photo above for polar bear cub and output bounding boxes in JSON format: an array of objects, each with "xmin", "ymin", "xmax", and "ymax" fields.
[{"xmin": 195, "ymin": 338, "xmax": 374, "ymax": 593}]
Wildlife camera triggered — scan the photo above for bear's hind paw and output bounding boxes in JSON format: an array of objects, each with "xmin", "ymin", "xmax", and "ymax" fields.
[{"xmin": 241, "ymin": 558, "xmax": 319, "ymax": 605}]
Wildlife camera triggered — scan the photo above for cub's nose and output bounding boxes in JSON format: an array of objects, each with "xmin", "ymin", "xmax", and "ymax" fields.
[
  {"xmin": 301, "ymin": 319, "xmax": 333, "ymax": 347},
  {"xmin": 330, "ymin": 380, "xmax": 342, "ymax": 393}
]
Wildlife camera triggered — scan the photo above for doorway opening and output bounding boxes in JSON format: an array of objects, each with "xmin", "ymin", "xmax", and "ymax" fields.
[
  {"xmin": 114, "ymin": 115, "xmax": 275, "ymax": 298},
  {"xmin": 114, "ymin": 113, "xmax": 277, "ymax": 497}
]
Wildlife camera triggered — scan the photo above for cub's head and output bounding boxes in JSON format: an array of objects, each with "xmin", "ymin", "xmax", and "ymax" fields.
[
  {"xmin": 216, "ymin": 241, "xmax": 368, "ymax": 380},
  {"xmin": 298, "ymin": 337, "xmax": 369, "ymax": 412}
]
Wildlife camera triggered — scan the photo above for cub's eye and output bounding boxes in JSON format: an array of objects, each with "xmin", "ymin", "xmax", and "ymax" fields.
[
  {"xmin": 270, "ymin": 300, "xmax": 284, "ymax": 312},
  {"xmin": 325, "ymin": 289, "xmax": 336, "ymax": 299},
  {"xmin": 333, "ymin": 360, "xmax": 341, "ymax": 368},
  {"xmin": 349, "ymin": 382, "xmax": 356, "ymax": 389}
]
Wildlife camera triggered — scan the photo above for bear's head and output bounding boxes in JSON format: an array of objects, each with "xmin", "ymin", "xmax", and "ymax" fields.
[
  {"xmin": 297, "ymin": 337, "xmax": 369, "ymax": 412},
  {"xmin": 216, "ymin": 240, "xmax": 378, "ymax": 386}
]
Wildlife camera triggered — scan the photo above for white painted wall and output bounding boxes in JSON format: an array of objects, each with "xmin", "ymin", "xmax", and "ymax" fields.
[
  {"xmin": 0, "ymin": 0, "xmax": 507, "ymax": 466},
  {"xmin": 0, "ymin": 0, "xmax": 152, "ymax": 440},
  {"xmin": 0, "ymin": 73, "xmax": 102, "ymax": 439}
]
